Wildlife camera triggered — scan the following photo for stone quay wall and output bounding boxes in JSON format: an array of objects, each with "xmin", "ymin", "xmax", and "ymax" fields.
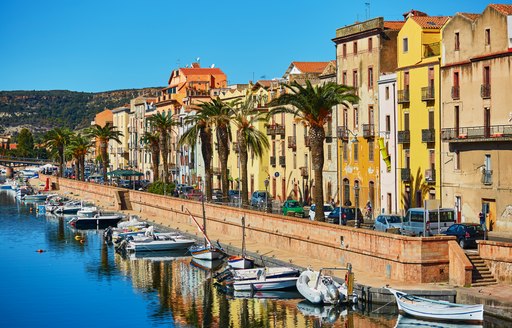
[{"xmin": 478, "ymin": 240, "xmax": 512, "ymax": 284}]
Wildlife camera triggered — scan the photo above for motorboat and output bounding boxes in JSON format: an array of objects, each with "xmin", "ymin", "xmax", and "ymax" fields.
[
  {"xmin": 387, "ymin": 288, "xmax": 484, "ymax": 322},
  {"xmin": 215, "ymin": 266, "xmax": 300, "ymax": 287},
  {"xmin": 231, "ymin": 274, "xmax": 298, "ymax": 291},
  {"xmin": 394, "ymin": 314, "xmax": 483, "ymax": 328},
  {"xmin": 296, "ymin": 268, "xmax": 358, "ymax": 305},
  {"xmin": 69, "ymin": 211, "xmax": 124, "ymax": 230},
  {"xmin": 53, "ymin": 200, "xmax": 83, "ymax": 214},
  {"xmin": 122, "ymin": 227, "xmax": 195, "ymax": 252},
  {"xmin": 22, "ymin": 193, "xmax": 51, "ymax": 202}
]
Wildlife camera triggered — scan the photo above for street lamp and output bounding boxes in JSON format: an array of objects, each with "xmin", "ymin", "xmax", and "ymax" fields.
[{"xmin": 338, "ymin": 128, "xmax": 358, "ymax": 226}]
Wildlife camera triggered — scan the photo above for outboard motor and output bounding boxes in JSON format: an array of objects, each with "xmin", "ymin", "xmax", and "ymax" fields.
[
  {"xmin": 103, "ymin": 226, "xmax": 113, "ymax": 244},
  {"xmin": 322, "ymin": 277, "xmax": 340, "ymax": 304}
]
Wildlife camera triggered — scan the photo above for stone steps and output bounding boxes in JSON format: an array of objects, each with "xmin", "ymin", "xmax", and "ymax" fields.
[{"xmin": 466, "ymin": 252, "xmax": 497, "ymax": 287}]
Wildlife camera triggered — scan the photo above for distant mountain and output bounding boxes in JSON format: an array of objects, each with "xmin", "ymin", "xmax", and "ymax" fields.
[{"xmin": 0, "ymin": 88, "xmax": 162, "ymax": 135}]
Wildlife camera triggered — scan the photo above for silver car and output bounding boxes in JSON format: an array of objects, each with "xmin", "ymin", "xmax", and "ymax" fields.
[{"xmin": 373, "ymin": 214, "xmax": 403, "ymax": 233}]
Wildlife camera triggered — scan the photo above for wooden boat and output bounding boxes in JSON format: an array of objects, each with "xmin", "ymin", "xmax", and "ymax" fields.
[
  {"xmin": 387, "ymin": 288, "xmax": 484, "ymax": 322},
  {"xmin": 232, "ymin": 275, "xmax": 298, "ymax": 291},
  {"xmin": 232, "ymin": 266, "xmax": 300, "ymax": 281},
  {"xmin": 124, "ymin": 227, "xmax": 195, "ymax": 252},
  {"xmin": 296, "ymin": 268, "xmax": 357, "ymax": 305},
  {"xmin": 227, "ymin": 215, "xmax": 254, "ymax": 269},
  {"xmin": 186, "ymin": 208, "xmax": 224, "ymax": 260}
]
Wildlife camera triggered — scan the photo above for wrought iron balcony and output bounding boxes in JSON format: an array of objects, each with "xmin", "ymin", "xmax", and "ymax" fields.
[
  {"xmin": 304, "ymin": 136, "xmax": 311, "ymax": 148},
  {"xmin": 481, "ymin": 84, "xmax": 491, "ymax": 99},
  {"xmin": 421, "ymin": 129, "xmax": 436, "ymax": 143},
  {"xmin": 336, "ymin": 126, "xmax": 349, "ymax": 140},
  {"xmin": 362, "ymin": 124, "xmax": 374, "ymax": 138},
  {"xmin": 481, "ymin": 169, "xmax": 492, "ymax": 185},
  {"xmin": 266, "ymin": 124, "xmax": 285, "ymax": 137},
  {"xmin": 421, "ymin": 86, "xmax": 435, "ymax": 101},
  {"xmin": 270, "ymin": 156, "xmax": 276, "ymax": 166},
  {"xmin": 451, "ymin": 86, "xmax": 460, "ymax": 100},
  {"xmin": 300, "ymin": 166, "xmax": 308, "ymax": 177},
  {"xmin": 287, "ymin": 136, "xmax": 296, "ymax": 151},
  {"xmin": 212, "ymin": 167, "xmax": 221, "ymax": 175},
  {"xmin": 279, "ymin": 156, "xmax": 286, "ymax": 166},
  {"xmin": 274, "ymin": 125, "xmax": 285, "ymax": 137},
  {"xmin": 441, "ymin": 125, "xmax": 512, "ymax": 142},
  {"xmin": 397, "ymin": 89, "xmax": 410, "ymax": 103},
  {"xmin": 425, "ymin": 168, "xmax": 436, "ymax": 183},
  {"xmin": 397, "ymin": 130, "xmax": 410, "ymax": 144},
  {"xmin": 401, "ymin": 168, "xmax": 411, "ymax": 182}
]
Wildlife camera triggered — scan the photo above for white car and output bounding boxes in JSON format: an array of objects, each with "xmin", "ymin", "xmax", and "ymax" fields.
[
  {"xmin": 309, "ymin": 203, "xmax": 334, "ymax": 220},
  {"xmin": 373, "ymin": 214, "xmax": 403, "ymax": 233}
]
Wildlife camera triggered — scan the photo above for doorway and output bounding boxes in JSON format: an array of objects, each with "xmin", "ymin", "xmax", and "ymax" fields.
[{"xmin": 482, "ymin": 199, "xmax": 496, "ymax": 231}]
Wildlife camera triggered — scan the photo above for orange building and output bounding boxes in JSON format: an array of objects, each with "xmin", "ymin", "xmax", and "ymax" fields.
[{"xmin": 90, "ymin": 108, "xmax": 114, "ymax": 160}]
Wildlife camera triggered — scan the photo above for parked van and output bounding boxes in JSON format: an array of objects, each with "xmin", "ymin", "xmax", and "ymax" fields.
[{"xmin": 401, "ymin": 208, "xmax": 456, "ymax": 237}]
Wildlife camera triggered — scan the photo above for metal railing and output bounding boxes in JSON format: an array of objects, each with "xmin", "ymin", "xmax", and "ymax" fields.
[
  {"xmin": 397, "ymin": 130, "xmax": 410, "ymax": 144},
  {"xmin": 279, "ymin": 156, "xmax": 286, "ymax": 166},
  {"xmin": 421, "ymin": 86, "xmax": 435, "ymax": 101},
  {"xmin": 451, "ymin": 86, "xmax": 460, "ymax": 99},
  {"xmin": 300, "ymin": 166, "xmax": 308, "ymax": 177},
  {"xmin": 441, "ymin": 124, "xmax": 512, "ymax": 141},
  {"xmin": 362, "ymin": 124, "xmax": 374, "ymax": 138},
  {"xmin": 397, "ymin": 89, "xmax": 410, "ymax": 103},
  {"xmin": 337, "ymin": 126, "xmax": 349, "ymax": 140},
  {"xmin": 401, "ymin": 168, "xmax": 411, "ymax": 182},
  {"xmin": 270, "ymin": 156, "xmax": 276, "ymax": 166},
  {"xmin": 287, "ymin": 136, "xmax": 296, "ymax": 150},
  {"xmin": 481, "ymin": 169, "xmax": 492, "ymax": 185},
  {"xmin": 421, "ymin": 129, "xmax": 436, "ymax": 143},
  {"xmin": 425, "ymin": 168, "xmax": 436, "ymax": 183}
]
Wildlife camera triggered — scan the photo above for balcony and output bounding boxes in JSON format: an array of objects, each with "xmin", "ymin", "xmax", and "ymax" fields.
[
  {"xmin": 300, "ymin": 166, "xmax": 308, "ymax": 177},
  {"xmin": 266, "ymin": 124, "xmax": 285, "ymax": 137},
  {"xmin": 397, "ymin": 89, "xmax": 410, "ymax": 104},
  {"xmin": 337, "ymin": 126, "xmax": 349, "ymax": 141},
  {"xmin": 421, "ymin": 86, "xmax": 435, "ymax": 101},
  {"xmin": 212, "ymin": 167, "xmax": 221, "ymax": 175},
  {"xmin": 274, "ymin": 125, "xmax": 285, "ymax": 137},
  {"xmin": 397, "ymin": 130, "xmax": 410, "ymax": 144},
  {"xmin": 401, "ymin": 168, "xmax": 411, "ymax": 182},
  {"xmin": 441, "ymin": 125, "xmax": 512, "ymax": 142},
  {"xmin": 279, "ymin": 156, "xmax": 286, "ymax": 167},
  {"xmin": 451, "ymin": 86, "xmax": 460, "ymax": 100},
  {"xmin": 362, "ymin": 124, "xmax": 374, "ymax": 139},
  {"xmin": 481, "ymin": 169, "xmax": 492, "ymax": 185},
  {"xmin": 288, "ymin": 136, "xmax": 296, "ymax": 151},
  {"xmin": 423, "ymin": 41, "xmax": 440, "ymax": 58},
  {"xmin": 304, "ymin": 136, "xmax": 311, "ymax": 148},
  {"xmin": 481, "ymin": 84, "xmax": 491, "ymax": 99},
  {"xmin": 425, "ymin": 168, "xmax": 436, "ymax": 183},
  {"xmin": 421, "ymin": 129, "xmax": 436, "ymax": 143},
  {"xmin": 270, "ymin": 156, "xmax": 276, "ymax": 167}
]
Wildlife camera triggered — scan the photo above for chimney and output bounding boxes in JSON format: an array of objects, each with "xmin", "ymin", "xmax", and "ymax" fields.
[
  {"xmin": 403, "ymin": 9, "xmax": 428, "ymax": 20},
  {"xmin": 192, "ymin": 62, "xmax": 200, "ymax": 68}
]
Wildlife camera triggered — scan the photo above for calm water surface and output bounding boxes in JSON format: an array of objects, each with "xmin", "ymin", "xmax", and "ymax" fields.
[{"xmin": 0, "ymin": 191, "xmax": 503, "ymax": 328}]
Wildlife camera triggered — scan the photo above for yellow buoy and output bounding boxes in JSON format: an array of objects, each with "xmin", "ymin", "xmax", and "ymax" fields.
[{"xmin": 74, "ymin": 235, "xmax": 82, "ymax": 241}]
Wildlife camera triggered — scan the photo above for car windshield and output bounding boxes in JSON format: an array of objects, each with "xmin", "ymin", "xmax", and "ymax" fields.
[
  {"xmin": 387, "ymin": 216, "xmax": 402, "ymax": 223},
  {"xmin": 287, "ymin": 201, "xmax": 299, "ymax": 208},
  {"xmin": 467, "ymin": 225, "xmax": 483, "ymax": 233},
  {"xmin": 323, "ymin": 205, "xmax": 334, "ymax": 211}
]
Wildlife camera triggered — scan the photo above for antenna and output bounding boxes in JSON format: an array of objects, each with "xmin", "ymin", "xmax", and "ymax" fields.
[
  {"xmin": 210, "ymin": 64, "xmax": 215, "ymax": 68},
  {"xmin": 196, "ymin": 57, "xmax": 200, "ymax": 62},
  {"xmin": 365, "ymin": 2, "xmax": 370, "ymax": 20}
]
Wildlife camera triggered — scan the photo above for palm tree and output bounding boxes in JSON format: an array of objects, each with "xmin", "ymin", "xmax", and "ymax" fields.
[
  {"xmin": 201, "ymin": 98, "xmax": 233, "ymax": 200},
  {"xmin": 231, "ymin": 95, "xmax": 270, "ymax": 206},
  {"xmin": 179, "ymin": 107, "xmax": 214, "ymax": 201},
  {"xmin": 66, "ymin": 133, "xmax": 92, "ymax": 181},
  {"xmin": 269, "ymin": 80, "xmax": 358, "ymax": 221},
  {"xmin": 87, "ymin": 124, "xmax": 123, "ymax": 183},
  {"xmin": 42, "ymin": 128, "xmax": 74, "ymax": 177},
  {"xmin": 141, "ymin": 131, "xmax": 160, "ymax": 182},
  {"xmin": 147, "ymin": 111, "xmax": 177, "ymax": 184}
]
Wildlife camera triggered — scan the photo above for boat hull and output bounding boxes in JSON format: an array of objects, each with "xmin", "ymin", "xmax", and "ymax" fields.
[
  {"xmin": 190, "ymin": 246, "xmax": 223, "ymax": 260},
  {"xmin": 127, "ymin": 239, "xmax": 195, "ymax": 252},
  {"xmin": 233, "ymin": 276, "xmax": 298, "ymax": 291},
  {"xmin": 228, "ymin": 256, "xmax": 254, "ymax": 269},
  {"xmin": 70, "ymin": 216, "xmax": 123, "ymax": 230}
]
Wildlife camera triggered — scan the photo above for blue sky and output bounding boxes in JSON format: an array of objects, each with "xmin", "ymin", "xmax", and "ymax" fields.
[{"xmin": 0, "ymin": 0, "xmax": 492, "ymax": 92}]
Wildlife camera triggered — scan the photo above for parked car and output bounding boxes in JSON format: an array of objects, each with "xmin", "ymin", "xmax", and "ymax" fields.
[
  {"xmin": 373, "ymin": 214, "xmax": 403, "ymax": 233},
  {"xmin": 282, "ymin": 200, "xmax": 304, "ymax": 217},
  {"xmin": 228, "ymin": 190, "xmax": 241, "ymax": 204},
  {"xmin": 402, "ymin": 208, "xmax": 456, "ymax": 237},
  {"xmin": 184, "ymin": 189, "xmax": 204, "ymax": 201},
  {"xmin": 326, "ymin": 206, "xmax": 364, "ymax": 225},
  {"xmin": 212, "ymin": 188, "xmax": 223, "ymax": 203},
  {"xmin": 442, "ymin": 223, "xmax": 484, "ymax": 249},
  {"xmin": 309, "ymin": 203, "xmax": 334, "ymax": 221},
  {"xmin": 250, "ymin": 190, "xmax": 272, "ymax": 209}
]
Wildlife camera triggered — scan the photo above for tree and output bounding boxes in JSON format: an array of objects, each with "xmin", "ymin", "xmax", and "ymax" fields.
[
  {"xmin": 87, "ymin": 124, "xmax": 122, "ymax": 183},
  {"xmin": 42, "ymin": 127, "xmax": 73, "ymax": 177},
  {"xmin": 402, "ymin": 167, "xmax": 430, "ymax": 211},
  {"xmin": 17, "ymin": 128, "xmax": 35, "ymax": 158},
  {"xmin": 269, "ymin": 80, "xmax": 358, "ymax": 221},
  {"xmin": 230, "ymin": 94, "xmax": 270, "ymax": 206},
  {"xmin": 67, "ymin": 133, "xmax": 92, "ymax": 181},
  {"xmin": 141, "ymin": 131, "xmax": 160, "ymax": 182},
  {"xmin": 179, "ymin": 106, "xmax": 214, "ymax": 201},
  {"xmin": 147, "ymin": 111, "xmax": 177, "ymax": 184}
]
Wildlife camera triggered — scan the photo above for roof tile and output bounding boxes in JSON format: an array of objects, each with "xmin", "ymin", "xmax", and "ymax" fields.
[
  {"xmin": 411, "ymin": 16, "xmax": 450, "ymax": 29},
  {"xmin": 292, "ymin": 62, "xmax": 330, "ymax": 74},
  {"xmin": 384, "ymin": 21, "xmax": 405, "ymax": 30},
  {"xmin": 458, "ymin": 12, "xmax": 481, "ymax": 21},
  {"xmin": 489, "ymin": 4, "xmax": 512, "ymax": 15}
]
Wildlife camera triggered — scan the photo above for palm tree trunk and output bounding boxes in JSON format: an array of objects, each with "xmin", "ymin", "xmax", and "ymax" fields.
[
  {"xmin": 160, "ymin": 132, "xmax": 169, "ymax": 183},
  {"xmin": 217, "ymin": 127, "xmax": 230, "ymax": 200},
  {"xmin": 75, "ymin": 160, "xmax": 80, "ymax": 180},
  {"xmin": 100, "ymin": 141, "xmax": 108, "ymax": 183},
  {"xmin": 310, "ymin": 125, "xmax": 326, "ymax": 221},
  {"xmin": 238, "ymin": 133, "xmax": 249, "ymax": 206},
  {"xmin": 151, "ymin": 146, "xmax": 159, "ymax": 182},
  {"xmin": 201, "ymin": 128, "xmax": 213, "ymax": 201},
  {"xmin": 80, "ymin": 155, "xmax": 85, "ymax": 181},
  {"xmin": 58, "ymin": 147, "xmax": 64, "ymax": 177}
]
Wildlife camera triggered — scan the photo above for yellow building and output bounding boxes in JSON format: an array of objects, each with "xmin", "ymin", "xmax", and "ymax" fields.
[{"xmin": 396, "ymin": 13, "xmax": 449, "ymax": 210}]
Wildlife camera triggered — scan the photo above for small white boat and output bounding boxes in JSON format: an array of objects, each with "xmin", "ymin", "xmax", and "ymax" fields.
[
  {"xmin": 189, "ymin": 244, "xmax": 224, "ymax": 260},
  {"xmin": 394, "ymin": 314, "xmax": 483, "ymax": 328},
  {"xmin": 296, "ymin": 268, "xmax": 357, "ymax": 305},
  {"xmin": 232, "ymin": 275, "xmax": 298, "ymax": 291},
  {"xmin": 387, "ymin": 288, "xmax": 484, "ymax": 322},
  {"xmin": 232, "ymin": 266, "xmax": 300, "ymax": 281},
  {"xmin": 22, "ymin": 193, "xmax": 51, "ymax": 202},
  {"xmin": 53, "ymin": 200, "xmax": 83, "ymax": 214},
  {"xmin": 227, "ymin": 215, "xmax": 254, "ymax": 269},
  {"xmin": 124, "ymin": 227, "xmax": 195, "ymax": 252}
]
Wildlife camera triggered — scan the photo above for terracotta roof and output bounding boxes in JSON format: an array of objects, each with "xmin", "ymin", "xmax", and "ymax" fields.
[
  {"xmin": 384, "ymin": 21, "xmax": 405, "ymax": 30},
  {"xmin": 458, "ymin": 12, "xmax": 481, "ymax": 21},
  {"xmin": 489, "ymin": 4, "xmax": 512, "ymax": 15},
  {"xmin": 292, "ymin": 62, "xmax": 330, "ymax": 74},
  {"xmin": 180, "ymin": 68, "xmax": 225, "ymax": 76},
  {"xmin": 255, "ymin": 80, "xmax": 273, "ymax": 88},
  {"xmin": 411, "ymin": 16, "xmax": 450, "ymax": 29}
]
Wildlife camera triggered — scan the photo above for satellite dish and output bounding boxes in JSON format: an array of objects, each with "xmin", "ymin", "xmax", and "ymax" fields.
[
  {"xmin": 196, "ymin": 57, "xmax": 200, "ymax": 62},
  {"xmin": 211, "ymin": 64, "xmax": 215, "ymax": 68},
  {"xmin": 185, "ymin": 64, "xmax": 189, "ymax": 68}
]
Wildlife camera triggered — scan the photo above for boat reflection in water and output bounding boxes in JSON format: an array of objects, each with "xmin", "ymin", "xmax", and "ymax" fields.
[
  {"xmin": 296, "ymin": 300, "xmax": 347, "ymax": 324},
  {"xmin": 394, "ymin": 314, "xmax": 483, "ymax": 328}
]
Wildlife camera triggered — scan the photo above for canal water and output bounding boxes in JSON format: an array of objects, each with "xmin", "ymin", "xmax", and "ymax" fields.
[{"xmin": 0, "ymin": 191, "xmax": 503, "ymax": 328}]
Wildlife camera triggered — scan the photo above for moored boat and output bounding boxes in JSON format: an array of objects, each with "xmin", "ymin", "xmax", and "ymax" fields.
[
  {"xmin": 69, "ymin": 212, "xmax": 124, "ymax": 230},
  {"xmin": 123, "ymin": 227, "xmax": 195, "ymax": 252},
  {"xmin": 387, "ymin": 288, "xmax": 484, "ymax": 322},
  {"xmin": 227, "ymin": 215, "xmax": 254, "ymax": 269},
  {"xmin": 296, "ymin": 268, "xmax": 357, "ymax": 305},
  {"xmin": 232, "ymin": 275, "xmax": 298, "ymax": 291}
]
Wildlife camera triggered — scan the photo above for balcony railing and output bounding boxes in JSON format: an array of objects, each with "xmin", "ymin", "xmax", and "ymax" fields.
[
  {"xmin": 304, "ymin": 136, "xmax": 311, "ymax": 148},
  {"xmin": 441, "ymin": 124, "xmax": 512, "ymax": 142},
  {"xmin": 481, "ymin": 169, "xmax": 492, "ymax": 185},
  {"xmin": 421, "ymin": 86, "xmax": 435, "ymax": 101},
  {"xmin": 279, "ymin": 156, "xmax": 286, "ymax": 166},
  {"xmin": 266, "ymin": 124, "xmax": 285, "ymax": 137},
  {"xmin": 401, "ymin": 168, "xmax": 411, "ymax": 182},
  {"xmin": 425, "ymin": 168, "xmax": 436, "ymax": 183},
  {"xmin": 397, "ymin": 130, "xmax": 410, "ymax": 144},
  {"xmin": 397, "ymin": 89, "xmax": 410, "ymax": 103},
  {"xmin": 451, "ymin": 86, "xmax": 460, "ymax": 100},
  {"xmin": 300, "ymin": 166, "xmax": 308, "ymax": 177},
  {"xmin": 423, "ymin": 41, "xmax": 440, "ymax": 58},
  {"xmin": 288, "ymin": 136, "xmax": 296, "ymax": 151},
  {"xmin": 481, "ymin": 84, "xmax": 491, "ymax": 99},
  {"xmin": 270, "ymin": 156, "xmax": 276, "ymax": 166},
  {"xmin": 336, "ymin": 126, "xmax": 349, "ymax": 140},
  {"xmin": 422, "ymin": 129, "xmax": 436, "ymax": 143},
  {"xmin": 362, "ymin": 124, "xmax": 374, "ymax": 138}
]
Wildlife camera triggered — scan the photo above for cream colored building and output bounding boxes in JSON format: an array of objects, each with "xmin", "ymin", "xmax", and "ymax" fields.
[
  {"xmin": 440, "ymin": 4, "xmax": 512, "ymax": 232},
  {"xmin": 109, "ymin": 105, "xmax": 130, "ymax": 170}
]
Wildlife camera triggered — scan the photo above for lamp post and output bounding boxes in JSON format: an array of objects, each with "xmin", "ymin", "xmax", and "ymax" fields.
[{"xmin": 338, "ymin": 128, "xmax": 359, "ymax": 226}]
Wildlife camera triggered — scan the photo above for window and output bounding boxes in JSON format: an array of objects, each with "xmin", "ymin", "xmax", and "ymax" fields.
[
  {"xmin": 404, "ymin": 112, "xmax": 410, "ymax": 131},
  {"xmin": 454, "ymin": 32, "xmax": 460, "ymax": 51},
  {"xmin": 354, "ymin": 142, "xmax": 359, "ymax": 161},
  {"xmin": 343, "ymin": 142, "xmax": 348, "ymax": 161},
  {"xmin": 485, "ymin": 28, "xmax": 491, "ymax": 46},
  {"xmin": 369, "ymin": 140, "xmax": 374, "ymax": 161},
  {"xmin": 353, "ymin": 41, "xmax": 358, "ymax": 54},
  {"xmin": 368, "ymin": 37, "xmax": 373, "ymax": 52},
  {"xmin": 342, "ymin": 71, "xmax": 347, "ymax": 85},
  {"xmin": 386, "ymin": 115, "xmax": 391, "ymax": 133},
  {"xmin": 327, "ymin": 145, "xmax": 332, "ymax": 160},
  {"xmin": 403, "ymin": 37, "xmax": 409, "ymax": 53},
  {"xmin": 428, "ymin": 110, "xmax": 434, "ymax": 130},
  {"xmin": 385, "ymin": 86, "xmax": 390, "ymax": 100},
  {"xmin": 353, "ymin": 70, "xmax": 358, "ymax": 90},
  {"xmin": 281, "ymin": 140, "xmax": 285, "ymax": 156},
  {"xmin": 368, "ymin": 66, "xmax": 374, "ymax": 89},
  {"xmin": 354, "ymin": 106, "xmax": 359, "ymax": 131},
  {"xmin": 455, "ymin": 151, "xmax": 460, "ymax": 170},
  {"xmin": 343, "ymin": 44, "xmax": 347, "ymax": 58},
  {"xmin": 485, "ymin": 154, "xmax": 491, "ymax": 172},
  {"xmin": 293, "ymin": 153, "xmax": 297, "ymax": 169},
  {"xmin": 343, "ymin": 179, "xmax": 350, "ymax": 205}
]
